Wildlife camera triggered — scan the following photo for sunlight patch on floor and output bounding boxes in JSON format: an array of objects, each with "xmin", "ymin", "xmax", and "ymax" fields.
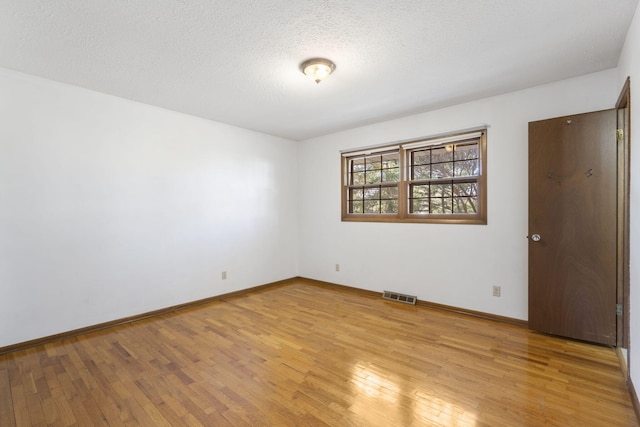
[{"xmin": 349, "ymin": 362, "xmax": 477, "ymax": 426}]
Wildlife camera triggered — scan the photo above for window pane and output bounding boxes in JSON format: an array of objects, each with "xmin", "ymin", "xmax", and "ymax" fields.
[
  {"xmin": 410, "ymin": 184, "xmax": 429, "ymax": 213},
  {"xmin": 382, "ymin": 154, "xmax": 399, "ymax": 168},
  {"xmin": 382, "ymin": 168, "xmax": 400, "ymax": 182},
  {"xmin": 366, "ymin": 170, "xmax": 382, "ymax": 184},
  {"xmin": 431, "ymin": 147, "xmax": 453, "ymax": 163},
  {"xmin": 431, "ymin": 161, "xmax": 454, "ymax": 178},
  {"xmin": 352, "ymin": 200, "xmax": 363, "ymax": 213},
  {"xmin": 352, "ymin": 171, "xmax": 365, "ymax": 185},
  {"xmin": 381, "ymin": 186, "xmax": 398, "ymax": 198},
  {"xmin": 453, "ymin": 196, "xmax": 478, "ymax": 213},
  {"xmin": 430, "ymin": 198, "xmax": 443, "ymax": 213},
  {"xmin": 380, "ymin": 152, "xmax": 400, "ymax": 183},
  {"xmin": 350, "ymin": 188, "xmax": 364, "ymax": 200},
  {"xmin": 412, "ymin": 199, "xmax": 429, "ymax": 213},
  {"xmin": 351, "ymin": 158, "xmax": 365, "ymax": 171},
  {"xmin": 453, "ymin": 182, "xmax": 478, "ymax": 197},
  {"xmin": 413, "ymin": 151, "xmax": 430, "ymax": 165},
  {"xmin": 431, "ymin": 197, "xmax": 452, "ymax": 214},
  {"xmin": 443, "ymin": 197, "xmax": 453, "ymax": 213},
  {"xmin": 454, "ymin": 143, "xmax": 479, "ymax": 161},
  {"xmin": 454, "ymin": 160, "xmax": 479, "ymax": 177},
  {"xmin": 364, "ymin": 200, "xmax": 380, "ymax": 213},
  {"xmin": 430, "ymin": 183, "xmax": 451, "ymax": 197},
  {"xmin": 366, "ymin": 158, "xmax": 382, "ymax": 171},
  {"xmin": 411, "ymin": 184, "xmax": 429, "ymax": 199},
  {"xmin": 364, "ymin": 187, "xmax": 380, "ymax": 199},
  {"xmin": 381, "ymin": 199, "xmax": 398, "ymax": 213},
  {"xmin": 412, "ymin": 165, "xmax": 430, "ymax": 180}
]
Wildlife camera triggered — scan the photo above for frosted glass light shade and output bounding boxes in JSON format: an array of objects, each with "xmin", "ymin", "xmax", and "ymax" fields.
[{"xmin": 300, "ymin": 58, "xmax": 336, "ymax": 84}]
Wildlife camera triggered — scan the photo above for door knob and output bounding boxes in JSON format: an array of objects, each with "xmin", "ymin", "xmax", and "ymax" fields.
[{"xmin": 531, "ymin": 234, "xmax": 541, "ymax": 242}]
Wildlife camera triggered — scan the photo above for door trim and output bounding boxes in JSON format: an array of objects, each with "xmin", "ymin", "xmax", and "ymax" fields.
[{"xmin": 615, "ymin": 77, "xmax": 631, "ymax": 375}]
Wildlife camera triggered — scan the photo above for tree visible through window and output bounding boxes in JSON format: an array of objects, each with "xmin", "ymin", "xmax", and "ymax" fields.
[{"xmin": 341, "ymin": 130, "xmax": 487, "ymax": 224}]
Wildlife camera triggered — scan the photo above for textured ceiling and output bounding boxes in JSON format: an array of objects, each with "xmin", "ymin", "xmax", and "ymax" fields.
[{"xmin": 0, "ymin": 0, "xmax": 638, "ymax": 140}]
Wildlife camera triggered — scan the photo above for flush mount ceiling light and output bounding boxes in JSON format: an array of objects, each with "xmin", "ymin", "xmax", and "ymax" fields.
[{"xmin": 300, "ymin": 58, "xmax": 336, "ymax": 84}]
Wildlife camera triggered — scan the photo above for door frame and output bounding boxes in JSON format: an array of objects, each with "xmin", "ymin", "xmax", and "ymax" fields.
[{"xmin": 615, "ymin": 77, "xmax": 631, "ymax": 378}]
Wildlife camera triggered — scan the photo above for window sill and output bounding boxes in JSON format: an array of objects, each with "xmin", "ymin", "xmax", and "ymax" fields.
[{"xmin": 341, "ymin": 214, "xmax": 487, "ymax": 225}]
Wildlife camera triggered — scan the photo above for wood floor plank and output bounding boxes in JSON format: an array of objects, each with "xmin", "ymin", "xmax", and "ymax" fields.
[
  {"xmin": 1, "ymin": 281, "xmax": 638, "ymax": 426},
  {"xmin": 0, "ymin": 355, "xmax": 16, "ymax": 427}
]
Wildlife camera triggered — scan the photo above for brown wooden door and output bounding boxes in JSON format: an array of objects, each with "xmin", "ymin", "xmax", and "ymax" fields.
[{"xmin": 528, "ymin": 110, "xmax": 617, "ymax": 345}]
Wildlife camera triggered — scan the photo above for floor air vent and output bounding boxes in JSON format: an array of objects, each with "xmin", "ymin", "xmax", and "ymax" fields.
[{"xmin": 382, "ymin": 291, "xmax": 417, "ymax": 305}]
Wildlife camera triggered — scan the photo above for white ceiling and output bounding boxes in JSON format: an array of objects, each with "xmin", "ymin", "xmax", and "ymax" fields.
[{"xmin": 1, "ymin": 1, "xmax": 637, "ymax": 141}]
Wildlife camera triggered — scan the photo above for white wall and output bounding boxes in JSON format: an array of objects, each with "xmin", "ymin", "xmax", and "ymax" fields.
[
  {"xmin": 298, "ymin": 69, "xmax": 618, "ymax": 321},
  {"xmin": 0, "ymin": 68, "xmax": 298, "ymax": 347},
  {"xmin": 617, "ymin": 0, "xmax": 640, "ymax": 396}
]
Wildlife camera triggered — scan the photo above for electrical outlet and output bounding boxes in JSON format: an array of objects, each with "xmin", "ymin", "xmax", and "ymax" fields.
[
  {"xmin": 335, "ymin": 264, "xmax": 340, "ymax": 272},
  {"xmin": 222, "ymin": 271, "xmax": 227, "ymax": 280},
  {"xmin": 492, "ymin": 285, "xmax": 501, "ymax": 297}
]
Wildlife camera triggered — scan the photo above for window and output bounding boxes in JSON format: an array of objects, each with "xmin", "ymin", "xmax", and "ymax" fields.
[
  {"xmin": 346, "ymin": 151, "xmax": 400, "ymax": 214},
  {"xmin": 342, "ymin": 129, "xmax": 487, "ymax": 224}
]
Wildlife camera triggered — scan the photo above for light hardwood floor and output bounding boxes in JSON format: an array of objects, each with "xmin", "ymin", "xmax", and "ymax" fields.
[{"xmin": 1, "ymin": 281, "xmax": 637, "ymax": 426}]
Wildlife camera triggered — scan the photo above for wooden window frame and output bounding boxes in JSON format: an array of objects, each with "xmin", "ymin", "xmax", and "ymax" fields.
[{"xmin": 341, "ymin": 129, "xmax": 487, "ymax": 224}]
